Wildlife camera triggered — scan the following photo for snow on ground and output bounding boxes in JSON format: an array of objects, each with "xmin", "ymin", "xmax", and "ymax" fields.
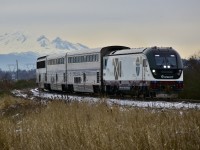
[
  {"xmin": 11, "ymin": 89, "xmax": 28, "ymax": 99},
  {"xmin": 12, "ymin": 88, "xmax": 200, "ymax": 110}
]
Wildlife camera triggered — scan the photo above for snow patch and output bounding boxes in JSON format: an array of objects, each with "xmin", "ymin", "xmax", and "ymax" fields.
[{"xmin": 11, "ymin": 89, "xmax": 200, "ymax": 110}]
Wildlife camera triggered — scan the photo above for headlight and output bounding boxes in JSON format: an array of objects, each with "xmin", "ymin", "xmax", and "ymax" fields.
[{"xmin": 152, "ymin": 69, "xmax": 157, "ymax": 75}]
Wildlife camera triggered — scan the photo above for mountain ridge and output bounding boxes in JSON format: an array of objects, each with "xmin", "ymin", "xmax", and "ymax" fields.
[
  {"xmin": 0, "ymin": 32, "xmax": 89, "ymax": 70},
  {"xmin": 0, "ymin": 32, "xmax": 88, "ymax": 55}
]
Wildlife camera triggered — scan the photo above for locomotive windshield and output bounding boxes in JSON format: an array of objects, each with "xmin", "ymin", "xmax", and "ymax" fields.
[
  {"xmin": 145, "ymin": 47, "xmax": 183, "ymax": 79},
  {"xmin": 154, "ymin": 54, "xmax": 177, "ymax": 69}
]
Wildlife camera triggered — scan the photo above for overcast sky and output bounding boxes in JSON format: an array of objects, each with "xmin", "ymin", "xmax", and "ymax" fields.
[{"xmin": 0, "ymin": 0, "xmax": 200, "ymax": 58}]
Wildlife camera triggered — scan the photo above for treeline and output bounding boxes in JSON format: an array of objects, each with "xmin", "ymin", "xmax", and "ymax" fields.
[
  {"xmin": 0, "ymin": 69, "xmax": 36, "ymax": 95},
  {"xmin": 180, "ymin": 52, "xmax": 200, "ymax": 99},
  {"xmin": 0, "ymin": 69, "xmax": 36, "ymax": 80}
]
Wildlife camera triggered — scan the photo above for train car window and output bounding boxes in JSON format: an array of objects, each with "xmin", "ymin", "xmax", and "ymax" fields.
[
  {"xmin": 77, "ymin": 57, "xmax": 79, "ymax": 63},
  {"xmin": 68, "ymin": 57, "xmax": 70, "ymax": 63},
  {"xmin": 93, "ymin": 55, "xmax": 95, "ymax": 61},
  {"xmin": 71, "ymin": 57, "xmax": 73, "ymax": 63},
  {"xmin": 37, "ymin": 61, "xmax": 45, "ymax": 69},
  {"xmin": 56, "ymin": 74, "xmax": 58, "ymax": 82},
  {"xmin": 89, "ymin": 55, "xmax": 92, "ymax": 62},
  {"xmin": 74, "ymin": 57, "xmax": 76, "ymax": 63},
  {"xmin": 81, "ymin": 56, "xmax": 83, "ymax": 62},
  {"xmin": 70, "ymin": 57, "xmax": 72, "ymax": 63},
  {"xmin": 67, "ymin": 54, "xmax": 99, "ymax": 64},
  {"xmin": 78, "ymin": 56, "xmax": 81, "ymax": 63},
  {"xmin": 94, "ymin": 55, "xmax": 96, "ymax": 61},
  {"xmin": 74, "ymin": 77, "xmax": 81, "ymax": 83},
  {"xmin": 96, "ymin": 54, "xmax": 99, "ymax": 61},
  {"xmin": 73, "ymin": 57, "xmax": 75, "ymax": 63},
  {"xmin": 76, "ymin": 57, "xmax": 78, "ymax": 63},
  {"xmin": 86, "ymin": 56, "xmax": 89, "ymax": 62},
  {"xmin": 69, "ymin": 57, "xmax": 71, "ymax": 63}
]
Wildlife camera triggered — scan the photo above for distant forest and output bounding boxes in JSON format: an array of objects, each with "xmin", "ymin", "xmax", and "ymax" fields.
[
  {"xmin": 0, "ymin": 69, "xmax": 36, "ymax": 80},
  {"xmin": 180, "ymin": 52, "xmax": 200, "ymax": 99}
]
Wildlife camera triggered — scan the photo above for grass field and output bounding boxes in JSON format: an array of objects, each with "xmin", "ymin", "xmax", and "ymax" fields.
[{"xmin": 0, "ymin": 95, "xmax": 200, "ymax": 150}]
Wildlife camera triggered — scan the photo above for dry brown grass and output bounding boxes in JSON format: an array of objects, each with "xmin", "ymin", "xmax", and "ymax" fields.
[{"xmin": 0, "ymin": 96, "xmax": 200, "ymax": 150}]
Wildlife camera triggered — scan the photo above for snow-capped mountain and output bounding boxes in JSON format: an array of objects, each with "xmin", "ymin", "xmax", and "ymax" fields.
[
  {"xmin": 0, "ymin": 32, "xmax": 27, "ymax": 44},
  {"xmin": 0, "ymin": 32, "xmax": 89, "ymax": 70},
  {"xmin": 37, "ymin": 35, "xmax": 51, "ymax": 47},
  {"xmin": 0, "ymin": 32, "xmax": 88, "ymax": 55}
]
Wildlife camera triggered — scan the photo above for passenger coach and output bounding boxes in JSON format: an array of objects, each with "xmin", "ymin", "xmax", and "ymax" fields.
[{"xmin": 36, "ymin": 46, "xmax": 129, "ymax": 93}]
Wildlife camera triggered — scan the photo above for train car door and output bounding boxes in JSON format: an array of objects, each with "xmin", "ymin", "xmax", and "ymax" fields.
[{"xmin": 83, "ymin": 72, "xmax": 86, "ymax": 90}]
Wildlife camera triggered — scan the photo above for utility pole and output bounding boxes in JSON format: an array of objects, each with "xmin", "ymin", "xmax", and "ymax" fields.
[{"xmin": 16, "ymin": 60, "xmax": 18, "ymax": 81}]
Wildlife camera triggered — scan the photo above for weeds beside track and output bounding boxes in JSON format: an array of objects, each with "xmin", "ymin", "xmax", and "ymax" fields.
[{"xmin": 0, "ymin": 95, "xmax": 200, "ymax": 150}]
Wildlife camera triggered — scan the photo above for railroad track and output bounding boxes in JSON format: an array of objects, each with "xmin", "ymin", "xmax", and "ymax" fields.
[
  {"xmin": 11, "ymin": 88, "xmax": 200, "ymax": 110},
  {"xmin": 33, "ymin": 88, "xmax": 200, "ymax": 104}
]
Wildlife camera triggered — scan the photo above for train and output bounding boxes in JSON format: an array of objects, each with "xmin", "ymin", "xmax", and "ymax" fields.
[{"xmin": 36, "ymin": 46, "xmax": 183, "ymax": 98}]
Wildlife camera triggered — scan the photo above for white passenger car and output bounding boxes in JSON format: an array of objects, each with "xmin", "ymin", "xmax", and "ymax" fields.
[
  {"xmin": 36, "ymin": 46, "xmax": 129, "ymax": 93},
  {"xmin": 46, "ymin": 53, "xmax": 66, "ymax": 91}
]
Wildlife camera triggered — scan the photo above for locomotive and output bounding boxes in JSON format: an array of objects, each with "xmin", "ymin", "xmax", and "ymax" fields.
[{"xmin": 36, "ymin": 46, "xmax": 183, "ymax": 98}]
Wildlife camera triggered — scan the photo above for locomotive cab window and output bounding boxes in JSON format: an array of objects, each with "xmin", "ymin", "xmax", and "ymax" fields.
[{"xmin": 155, "ymin": 54, "xmax": 177, "ymax": 69}]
